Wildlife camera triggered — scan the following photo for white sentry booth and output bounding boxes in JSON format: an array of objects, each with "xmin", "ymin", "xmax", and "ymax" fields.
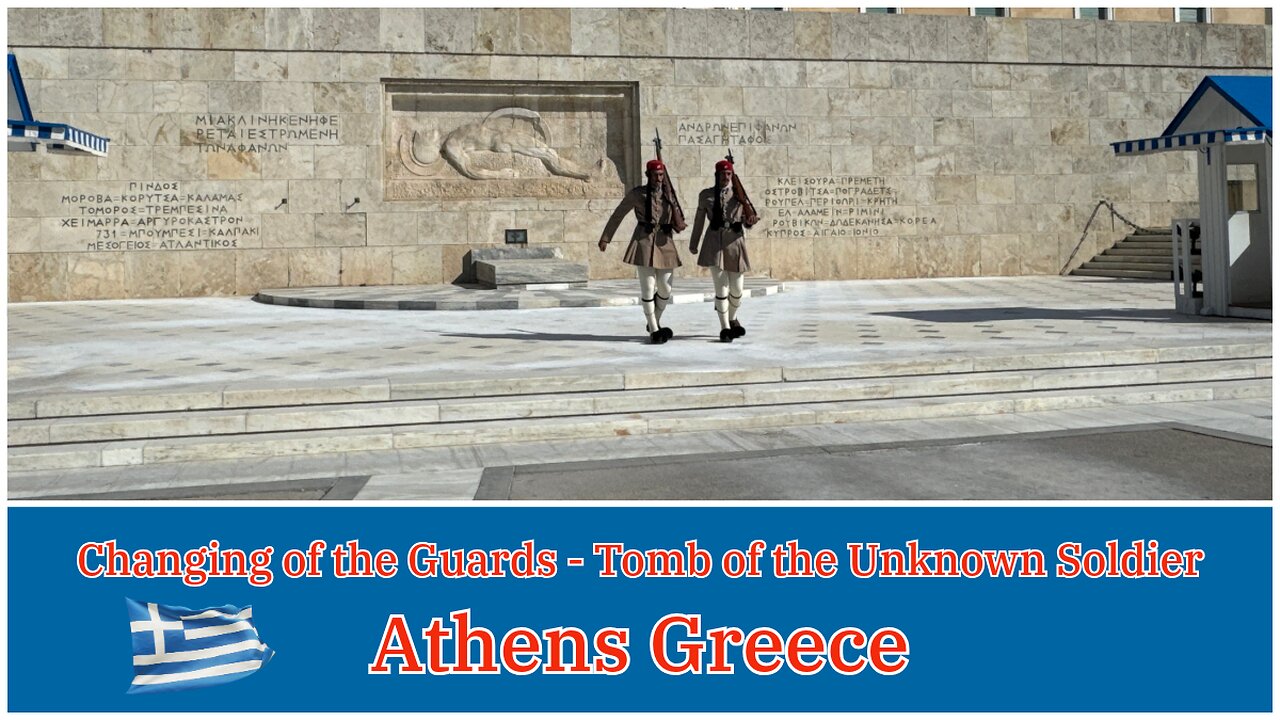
[{"xmin": 1112, "ymin": 75, "xmax": 1271, "ymax": 320}]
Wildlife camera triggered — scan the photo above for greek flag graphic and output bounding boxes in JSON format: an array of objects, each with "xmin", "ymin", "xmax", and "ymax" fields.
[{"xmin": 126, "ymin": 598, "xmax": 274, "ymax": 694}]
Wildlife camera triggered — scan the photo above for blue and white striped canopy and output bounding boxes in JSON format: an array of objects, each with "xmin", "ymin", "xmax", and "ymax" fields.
[
  {"xmin": 8, "ymin": 120, "xmax": 109, "ymax": 157},
  {"xmin": 1112, "ymin": 126, "xmax": 1271, "ymax": 157},
  {"xmin": 8, "ymin": 52, "xmax": 110, "ymax": 157}
]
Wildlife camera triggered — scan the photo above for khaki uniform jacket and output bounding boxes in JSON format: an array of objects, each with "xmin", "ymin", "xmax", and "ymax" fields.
[
  {"xmin": 690, "ymin": 186, "xmax": 750, "ymax": 273},
  {"xmin": 599, "ymin": 186, "xmax": 683, "ymax": 270}
]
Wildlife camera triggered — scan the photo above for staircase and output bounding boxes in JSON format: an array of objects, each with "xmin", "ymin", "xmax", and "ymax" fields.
[
  {"xmin": 1071, "ymin": 229, "xmax": 1179, "ymax": 280},
  {"xmin": 9, "ymin": 343, "xmax": 1271, "ymax": 474}
]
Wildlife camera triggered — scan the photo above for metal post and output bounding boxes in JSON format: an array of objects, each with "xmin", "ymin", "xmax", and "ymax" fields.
[{"xmin": 1196, "ymin": 141, "xmax": 1230, "ymax": 315}]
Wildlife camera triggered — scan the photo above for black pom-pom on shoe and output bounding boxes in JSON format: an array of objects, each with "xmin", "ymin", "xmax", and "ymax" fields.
[
  {"xmin": 660, "ymin": 326, "xmax": 674, "ymax": 341},
  {"xmin": 730, "ymin": 320, "xmax": 746, "ymax": 338},
  {"xmin": 649, "ymin": 330, "xmax": 667, "ymax": 344},
  {"xmin": 719, "ymin": 328, "xmax": 734, "ymax": 343}
]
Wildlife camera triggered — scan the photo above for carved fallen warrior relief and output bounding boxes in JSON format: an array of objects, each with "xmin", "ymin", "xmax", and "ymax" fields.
[{"xmin": 384, "ymin": 82, "xmax": 634, "ymax": 200}]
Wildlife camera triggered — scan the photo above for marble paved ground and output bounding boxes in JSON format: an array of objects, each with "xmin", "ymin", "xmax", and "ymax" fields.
[
  {"xmin": 254, "ymin": 276, "xmax": 784, "ymax": 310},
  {"xmin": 7, "ymin": 276, "xmax": 1272, "ymax": 399},
  {"xmin": 9, "ymin": 276, "xmax": 1271, "ymax": 500}
]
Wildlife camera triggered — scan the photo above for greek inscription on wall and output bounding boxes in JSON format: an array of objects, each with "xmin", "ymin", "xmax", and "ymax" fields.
[
  {"xmin": 763, "ymin": 176, "xmax": 937, "ymax": 238},
  {"xmin": 58, "ymin": 182, "xmax": 260, "ymax": 251},
  {"xmin": 188, "ymin": 114, "xmax": 341, "ymax": 153},
  {"xmin": 676, "ymin": 118, "xmax": 802, "ymax": 146}
]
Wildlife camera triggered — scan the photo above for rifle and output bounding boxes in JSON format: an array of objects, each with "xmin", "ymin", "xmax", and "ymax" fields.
[
  {"xmin": 650, "ymin": 128, "xmax": 686, "ymax": 232},
  {"xmin": 725, "ymin": 147, "xmax": 758, "ymax": 228}
]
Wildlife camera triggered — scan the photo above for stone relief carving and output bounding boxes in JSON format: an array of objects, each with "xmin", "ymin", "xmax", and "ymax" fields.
[
  {"xmin": 398, "ymin": 107, "xmax": 604, "ymax": 181},
  {"xmin": 384, "ymin": 82, "xmax": 635, "ymax": 201}
]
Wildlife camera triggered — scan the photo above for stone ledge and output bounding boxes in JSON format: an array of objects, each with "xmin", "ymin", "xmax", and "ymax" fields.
[
  {"xmin": 474, "ymin": 259, "xmax": 589, "ymax": 289},
  {"xmin": 9, "ymin": 341, "xmax": 1271, "ymax": 422},
  {"xmin": 7, "ymin": 378, "xmax": 1270, "ymax": 471},
  {"xmin": 8, "ymin": 357, "xmax": 1270, "ymax": 447}
]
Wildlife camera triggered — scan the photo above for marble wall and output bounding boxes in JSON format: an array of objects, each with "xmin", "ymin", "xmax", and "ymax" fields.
[{"xmin": 7, "ymin": 8, "xmax": 1272, "ymax": 300}]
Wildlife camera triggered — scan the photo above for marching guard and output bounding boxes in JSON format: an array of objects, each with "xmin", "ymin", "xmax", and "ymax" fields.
[
  {"xmin": 689, "ymin": 151, "xmax": 759, "ymax": 342},
  {"xmin": 598, "ymin": 131, "xmax": 687, "ymax": 344}
]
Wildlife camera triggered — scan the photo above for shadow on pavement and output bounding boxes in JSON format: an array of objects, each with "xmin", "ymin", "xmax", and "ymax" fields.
[
  {"xmin": 437, "ymin": 330, "xmax": 707, "ymax": 343},
  {"xmin": 873, "ymin": 307, "xmax": 1257, "ymax": 324}
]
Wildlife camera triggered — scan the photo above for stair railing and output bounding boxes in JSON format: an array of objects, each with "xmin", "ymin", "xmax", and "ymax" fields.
[{"xmin": 1060, "ymin": 199, "xmax": 1149, "ymax": 275}]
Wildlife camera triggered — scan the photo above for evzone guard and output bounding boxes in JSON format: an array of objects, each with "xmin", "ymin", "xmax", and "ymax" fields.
[
  {"xmin": 599, "ymin": 131, "xmax": 687, "ymax": 344},
  {"xmin": 689, "ymin": 151, "xmax": 759, "ymax": 342}
]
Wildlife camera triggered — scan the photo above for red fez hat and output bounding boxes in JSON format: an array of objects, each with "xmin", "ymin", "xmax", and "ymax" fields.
[
  {"xmin": 715, "ymin": 159, "xmax": 734, "ymax": 172},
  {"xmin": 646, "ymin": 159, "xmax": 666, "ymax": 173}
]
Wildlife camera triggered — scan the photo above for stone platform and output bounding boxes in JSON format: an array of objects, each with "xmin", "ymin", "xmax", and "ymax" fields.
[
  {"xmin": 471, "ymin": 246, "xmax": 588, "ymax": 289},
  {"xmin": 9, "ymin": 276, "xmax": 1271, "ymax": 500},
  {"xmin": 252, "ymin": 277, "xmax": 785, "ymax": 310}
]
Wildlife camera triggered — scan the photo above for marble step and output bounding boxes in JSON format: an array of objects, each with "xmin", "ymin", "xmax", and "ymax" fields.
[
  {"xmin": 1071, "ymin": 268, "xmax": 1171, "ymax": 280},
  {"xmin": 1091, "ymin": 254, "xmax": 1177, "ymax": 264},
  {"xmin": 7, "ymin": 378, "xmax": 1269, "ymax": 473},
  {"xmin": 1103, "ymin": 247, "xmax": 1173, "ymax": 256},
  {"xmin": 8, "ymin": 358, "xmax": 1271, "ymax": 447},
  {"xmin": 1111, "ymin": 245, "xmax": 1173, "ymax": 254},
  {"xmin": 1079, "ymin": 261, "xmax": 1172, "ymax": 271},
  {"xmin": 10, "ymin": 342, "xmax": 1271, "ymax": 422}
]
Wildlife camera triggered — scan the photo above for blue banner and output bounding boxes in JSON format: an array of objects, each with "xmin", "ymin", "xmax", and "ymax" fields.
[{"xmin": 6, "ymin": 507, "xmax": 1272, "ymax": 712}]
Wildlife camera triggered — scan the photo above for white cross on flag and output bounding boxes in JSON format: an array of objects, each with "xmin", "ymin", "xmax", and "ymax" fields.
[{"xmin": 126, "ymin": 598, "xmax": 274, "ymax": 693}]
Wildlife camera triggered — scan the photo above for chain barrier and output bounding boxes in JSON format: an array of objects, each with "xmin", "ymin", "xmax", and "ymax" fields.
[{"xmin": 1060, "ymin": 199, "xmax": 1156, "ymax": 275}]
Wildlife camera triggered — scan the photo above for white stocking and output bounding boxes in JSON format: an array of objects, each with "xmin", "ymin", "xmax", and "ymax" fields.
[
  {"xmin": 711, "ymin": 267, "xmax": 731, "ymax": 330},
  {"xmin": 654, "ymin": 270, "xmax": 673, "ymax": 325},
  {"xmin": 637, "ymin": 267, "xmax": 659, "ymax": 333},
  {"xmin": 727, "ymin": 271, "xmax": 745, "ymax": 323}
]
